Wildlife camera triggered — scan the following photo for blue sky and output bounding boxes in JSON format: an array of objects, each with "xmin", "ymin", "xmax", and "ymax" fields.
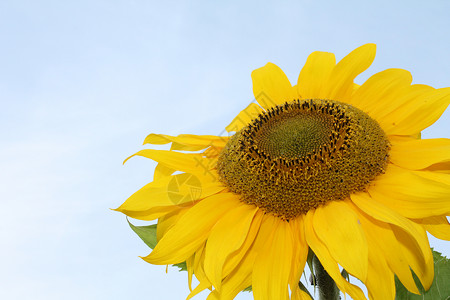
[{"xmin": 1, "ymin": 0, "xmax": 449, "ymax": 299}]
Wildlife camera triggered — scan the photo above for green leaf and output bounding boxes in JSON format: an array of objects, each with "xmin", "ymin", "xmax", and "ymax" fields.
[
  {"xmin": 243, "ymin": 286, "xmax": 252, "ymax": 292},
  {"xmin": 127, "ymin": 218, "xmax": 157, "ymax": 249},
  {"xmin": 298, "ymin": 280, "xmax": 314, "ymax": 299},
  {"xmin": 395, "ymin": 249, "xmax": 450, "ymax": 300},
  {"xmin": 307, "ymin": 248, "xmax": 316, "ymax": 286},
  {"xmin": 341, "ymin": 269, "xmax": 350, "ymax": 282},
  {"xmin": 127, "ymin": 218, "xmax": 189, "ymax": 273},
  {"xmin": 173, "ymin": 262, "xmax": 187, "ymax": 272}
]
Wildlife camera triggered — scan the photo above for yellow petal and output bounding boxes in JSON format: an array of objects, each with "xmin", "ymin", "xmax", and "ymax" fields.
[
  {"xmin": 187, "ymin": 280, "xmax": 211, "ymax": 300},
  {"xmin": 288, "ymin": 216, "xmax": 308, "ymax": 296},
  {"xmin": 304, "ymin": 210, "xmax": 367, "ymax": 300},
  {"xmin": 351, "ymin": 68, "xmax": 412, "ymax": 115},
  {"xmin": 156, "ymin": 206, "xmax": 189, "ymax": 241},
  {"xmin": 143, "ymin": 193, "xmax": 240, "ymax": 264},
  {"xmin": 291, "ymin": 287, "xmax": 312, "ymax": 300},
  {"xmin": 121, "ymin": 206, "xmax": 179, "ymax": 221},
  {"xmin": 186, "ymin": 254, "xmax": 195, "ymax": 291},
  {"xmin": 390, "ymin": 138, "xmax": 450, "ymax": 170},
  {"xmin": 323, "ymin": 43, "xmax": 376, "ymax": 102},
  {"xmin": 214, "ymin": 241, "xmax": 256, "ymax": 300},
  {"xmin": 206, "ymin": 291, "xmax": 219, "ymax": 300},
  {"xmin": 124, "ymin": 149, "xmax": 217, "ymax": 179},
  {"xmin": 413, "ymin": 216, "xmax": 450, "ymax": 241},
  {"xmin": 352, "ymin": 202, "xmax": 420, "ymax": 294},
  {"xmin": 351, "ymin": 191, "xmax": 431, "ymax": 261},
  {"xmin": 143, "ymin": 133, "xmax": 228, "ymax": 152},
  {"xmin": 210, "ymin": 213, "xmax": 270, "ymax": 300},
  {"xmin": 252, "ymin": 218, "xmax": 293, "ymax": 300},
  {"xmin": 366, "ymin": 249, "xmax": 395, "ymax": 300},
  {"xmin": 297, "ymin": 51, "xmax": 336, "ymax": 99},
  {"xmin": 252, "ymin": 62, "xmax": 296, "ymax": 109},
  {"xmin": 203, "ymin": 203, "xmax": 258, "ymax": 291},
  {"xmin": 153, "ymin": 163, "xmax": 175, "ymax": 180},
  {"xmin": 388, "ymin": 134, "xmax": 420, "ymax": 144},
  {"xmin": 375, "ymin": 84, "xmax": 433, "ymax": 129},
  {"xmin": 221, "ymin": 210, "xmax": 264, "ymax": 278},
  {"xmin": 225, "ymin": 102, "xmax": 264, "ymax": 132},
  {"xmin": 422, "ymin": 162, "xmax": 450, "ymax": 174},
  {"xmin": 391, "ymin": 224, "xmax": 434, "ymax": 290},
  {"xmin": 242, "ymin": 214, "xmax": 278, "ymax": 299},
  {"xmin": 385, "ymin": 87, "xmax": 450, "ymax": 135},
  {"xmin": 369, "ymin": 165, "xmax": 450, "ymax": 218},
  {"xmin": 414, "ymin": 169, "xmax": 450, "ymax": 185},
  {"xmin": 213, "ymin": 271, "xmax": 252, "ymax": 300},
  {"xmin": 193, "ymin": 242, "xmax": 211, "ymax": 286},
  {"xmin": 119, "ymin": 175, "xmax": 175, "ymax": 211},
  {"xmin": 313, "ymin": 200, "xmax": 368, "ymax": 282},
  {"xmin": 115, "ymin": 173, "xmax": 224, "ymax": 220},
  {"xmin": 186, "ymin": 243, "xmax": 214, "ymax": 300},
  {"xmin": 119, "ymin": 173, "xmax": 222, "ymax": 211}
]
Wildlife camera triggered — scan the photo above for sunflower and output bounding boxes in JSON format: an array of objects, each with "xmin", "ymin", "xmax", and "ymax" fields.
[{"xmin": 116, "ymin": 44, "xmax": 450, "ymax": 300}]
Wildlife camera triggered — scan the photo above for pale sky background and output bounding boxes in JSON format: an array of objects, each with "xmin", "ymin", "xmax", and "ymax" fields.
[{"xmin": 1, "ymin": 0, "xmax": 450, "ymax": 299}]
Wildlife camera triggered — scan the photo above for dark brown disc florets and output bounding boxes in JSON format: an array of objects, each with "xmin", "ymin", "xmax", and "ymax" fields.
[{"xmin": 217, "ymin": 99, "xmax": 390, "ymax": 220}]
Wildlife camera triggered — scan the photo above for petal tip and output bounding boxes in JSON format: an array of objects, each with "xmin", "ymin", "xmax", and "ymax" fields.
[
  {"xmin": 355, "ymin": 43, "xmax": 377, "ymax": 57},
  {"xmin": 363, "ymin": 43, "xmax": 377, "ymax": 50}
]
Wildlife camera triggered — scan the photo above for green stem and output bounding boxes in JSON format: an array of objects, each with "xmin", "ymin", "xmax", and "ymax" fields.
[{"xmin": 313, "ymin": 255, "xmax": 340, "ymax": 300}]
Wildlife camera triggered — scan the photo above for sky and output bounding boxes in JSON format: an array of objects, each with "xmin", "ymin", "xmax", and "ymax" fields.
[{"xmin": 1, "ymin": 0, "xmax": 449, "ymax": 299}]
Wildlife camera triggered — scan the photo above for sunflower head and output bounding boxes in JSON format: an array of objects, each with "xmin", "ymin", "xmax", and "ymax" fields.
[{"xmin": 117, "ymin": 43, "xmax": 450, "ymax": 300}]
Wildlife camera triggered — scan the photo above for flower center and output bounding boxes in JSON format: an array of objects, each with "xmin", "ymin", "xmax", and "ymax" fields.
[{"xmin": 217, "ymin": 99, "xmax": 390, "ymax": 220}]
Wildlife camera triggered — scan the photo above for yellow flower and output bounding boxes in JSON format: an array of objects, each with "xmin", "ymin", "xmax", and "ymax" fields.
[{"xmin": 116, "ymin": 44, "xmax": 450, "ymax": 300}]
